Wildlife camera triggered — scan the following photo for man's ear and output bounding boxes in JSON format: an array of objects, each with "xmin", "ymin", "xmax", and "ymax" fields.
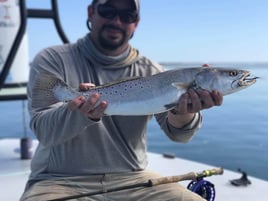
[{"xmin": 134, "ymin": 17, "xmax": 140, "ymax": 28}]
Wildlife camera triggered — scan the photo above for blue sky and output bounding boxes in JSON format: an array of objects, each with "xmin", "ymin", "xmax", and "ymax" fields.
[{"xmin": 26, "ymin": 0, "xmax": 268, "ymax": 63}]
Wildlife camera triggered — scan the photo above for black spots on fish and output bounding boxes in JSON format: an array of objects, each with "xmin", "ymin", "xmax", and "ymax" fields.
[
  {"xmin": 109, "ymin": 86, "xmax": 118, "ymax": 95},
  {"xmin": 102, "ymin": 91, "xmax": 109, "ymax": 95},
  {"xmin": 122, "ymin": 83, "xmax": 136, "ymax": 91},
  {"xmin": 132, "ymin": 82, "xmax": 147, "ymax": 90},
  {"xmin": 134, "ymin": 82, "xmax": 146, "ymax": 89},
  {"xmin": 99, "ymin": 80, "xmax": 149, "ymax": 98}
]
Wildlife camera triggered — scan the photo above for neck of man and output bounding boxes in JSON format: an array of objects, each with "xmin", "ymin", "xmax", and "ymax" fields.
[{"xmin": 89, "ymin": 34, "xmax": 130, "ymax": 57}]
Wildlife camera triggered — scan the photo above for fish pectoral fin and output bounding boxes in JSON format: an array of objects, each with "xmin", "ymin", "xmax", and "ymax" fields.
[{"xmin": 171, "ymin": 82, "xmax": 190, "ymax": 89}]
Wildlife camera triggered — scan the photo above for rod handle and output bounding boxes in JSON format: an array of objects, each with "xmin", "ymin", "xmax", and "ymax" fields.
[
  {"xmin": 148, "ymin": 167, "xmax": 224, "ymax": 186},
  {"xmin": 148, "ymin": 172, "xmax": 197, "ymax": 186}
]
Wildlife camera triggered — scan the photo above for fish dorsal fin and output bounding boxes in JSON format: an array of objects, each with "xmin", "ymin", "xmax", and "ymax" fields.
[{"xmin": 94, "ymin": 77, "xmax": 141, "ymax": 89}]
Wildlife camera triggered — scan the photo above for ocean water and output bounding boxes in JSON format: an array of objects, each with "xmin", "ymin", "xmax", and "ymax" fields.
[
  {"xmin": 0, "ymin": 62, "xmax": 267, "ymax": 181},
  {"xmin": 148, "ymin": 62, "xmax": 268, "ymax": 181}
]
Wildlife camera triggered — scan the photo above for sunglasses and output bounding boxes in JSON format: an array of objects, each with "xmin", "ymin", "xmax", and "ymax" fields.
[{"xmin": 97, "ymin": 4, "xmax": 138, "ymax": 24}]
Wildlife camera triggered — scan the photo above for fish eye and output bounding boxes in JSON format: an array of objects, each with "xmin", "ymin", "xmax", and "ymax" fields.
[{"xmin": 229, "ymin": 71, "xmax": 238, "ymax": 76}]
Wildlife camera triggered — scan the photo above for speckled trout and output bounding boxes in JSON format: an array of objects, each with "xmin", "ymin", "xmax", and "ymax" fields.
[{"xmin": 32, "ymin": 67, "xmax": 257, "ymax": 115}]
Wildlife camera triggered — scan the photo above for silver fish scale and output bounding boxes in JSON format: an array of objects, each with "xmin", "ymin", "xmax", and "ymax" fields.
[{"xmin": 86, "ymin": 77, "xmax": 156, "ymax": 102}]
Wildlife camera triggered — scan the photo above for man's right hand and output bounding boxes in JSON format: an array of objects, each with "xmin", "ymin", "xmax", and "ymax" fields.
[{"xmin": 68, "ymin": 83, "xmax": 108, "ymax": 120}]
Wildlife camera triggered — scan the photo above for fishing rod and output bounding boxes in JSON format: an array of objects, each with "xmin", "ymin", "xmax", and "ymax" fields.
[{"xmin": 48, "ymin": 167, "xmax": 223, "ymax": 201}]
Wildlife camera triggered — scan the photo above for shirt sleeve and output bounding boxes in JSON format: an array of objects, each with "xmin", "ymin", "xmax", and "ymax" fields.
[
  {"xmin": 27, "ymin": 49, "xmax": 98, "ymax": 147},
  {"xmin": 154, "ymin": 112, "xmax": 202, "ymax": 143}
]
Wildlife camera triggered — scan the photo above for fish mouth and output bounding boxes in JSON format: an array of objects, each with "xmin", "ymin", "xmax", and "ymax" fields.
[{"xmin": 238, "ymin": 72, "xmax": 258, "ymax": 86}]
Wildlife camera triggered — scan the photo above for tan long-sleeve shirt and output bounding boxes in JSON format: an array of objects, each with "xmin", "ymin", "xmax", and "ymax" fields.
[{"xmin": 27, "ymin": 34, "xmax": 201, "ymax": 183}]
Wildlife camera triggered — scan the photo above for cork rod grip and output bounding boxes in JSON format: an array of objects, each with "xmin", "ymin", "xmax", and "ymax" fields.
[
  {"xmin": 148, "ymin": 167, "xmax": 223, "ymax": 187},
  {"xmin": 148, "ymin": 172, "xmax": 197, "ymax": 186}
]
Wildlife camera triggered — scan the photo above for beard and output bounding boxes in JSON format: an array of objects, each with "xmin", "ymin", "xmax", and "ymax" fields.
[{"xmin": 98, "ymin": 24, "xmax": 127, "ymax": 50}]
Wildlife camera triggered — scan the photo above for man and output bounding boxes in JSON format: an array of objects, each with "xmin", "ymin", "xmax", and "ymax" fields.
[{"xmin": 21, "ymin": 0, "xmax": 223, "ymax": 200}]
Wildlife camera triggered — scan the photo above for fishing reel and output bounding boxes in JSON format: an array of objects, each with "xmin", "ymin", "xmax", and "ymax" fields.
[
  {"xmin": 187, "ymin": 178, "xmax": 216, "ymax": 201},
  {"xmin": 187, "ymin": 167, "xmax": 223, "ymax": 201}
]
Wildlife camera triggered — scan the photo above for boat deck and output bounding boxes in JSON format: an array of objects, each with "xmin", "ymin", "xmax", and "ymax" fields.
[{"xmin": 0, "ymin": 139, "xmax": 267, "ymax": 201}]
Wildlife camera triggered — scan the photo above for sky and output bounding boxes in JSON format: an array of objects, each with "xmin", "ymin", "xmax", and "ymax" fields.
[{"xmin": 24, "ymin": 0, "xmax": 268, "ymax": 63}]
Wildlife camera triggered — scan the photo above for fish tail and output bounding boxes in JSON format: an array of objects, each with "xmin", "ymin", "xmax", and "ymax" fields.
[{"xmin": 31, "ymin": 73, "xmax": 78, "ymax": 108}]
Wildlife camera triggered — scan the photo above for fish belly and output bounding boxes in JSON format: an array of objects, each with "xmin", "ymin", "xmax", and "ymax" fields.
[{"xmin": 104, "ymin": 90, "xmax": 181, "ymax": 115}]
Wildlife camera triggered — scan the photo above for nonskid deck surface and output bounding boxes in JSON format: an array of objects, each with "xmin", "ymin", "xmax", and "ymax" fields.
[{"xmin": 0, "ymin": 139, "xmax": 267, "ymax": 201}]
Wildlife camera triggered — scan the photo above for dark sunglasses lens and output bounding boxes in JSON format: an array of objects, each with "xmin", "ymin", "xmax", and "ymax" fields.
[
  {"xmin": 119, "ymin": 11, "xmax": 138, "ymax": 23},
  {"xmin": 98, "ymin": 5, "xmax": 117, "ymax": 19},
  {"xmin": 97, "ymin": 5, "xmax": 137, "ymax": 23}
]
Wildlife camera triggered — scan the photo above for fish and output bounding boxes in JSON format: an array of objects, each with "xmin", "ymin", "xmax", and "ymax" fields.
[{"xmin": 31, "ymin": 67, "xmax": 257, "ymax": 115}]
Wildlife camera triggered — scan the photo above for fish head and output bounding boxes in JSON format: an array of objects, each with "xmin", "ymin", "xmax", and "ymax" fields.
[{"xmin": 194, "ymin": 68, "xmax": 257, "ymax": 95}]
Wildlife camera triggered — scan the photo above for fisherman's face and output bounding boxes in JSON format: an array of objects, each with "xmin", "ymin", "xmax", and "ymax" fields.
[{"xmin": 88, "ymin": 0, "xmax": 139, "ymax": 55}]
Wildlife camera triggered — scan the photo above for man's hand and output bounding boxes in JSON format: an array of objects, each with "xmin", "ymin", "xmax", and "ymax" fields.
[
  {"xmin": 67, "ymin": 83, "xmax": 108, "ymax": 120},
  {"xmin": 176, "ymin": 89, "xmax": 223, "ymax": 114},
  {"xmin": 168, "ymin": 89, "xmax": 223, "ymax": 128}
]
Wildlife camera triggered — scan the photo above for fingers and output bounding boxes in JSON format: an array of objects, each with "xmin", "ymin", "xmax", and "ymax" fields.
[
  {"xmin": 68, "ymin": 96, "xmax": 86, "ymax": 110},
  {"xmin": 176, "ymin": 89, "xmax": 223, "ymax": 114},
  {"xmin": 80, "ymin": 93, "xmax": 107, "ymax": 119},
  {"xmin": 211, "ymin": 90, "xmax": 223, "ymax": 106},
  {"xmin": 79, "ymin": 83, "xmax": 96, "ymax": 91},
  {"xmin": 79, "ymin": 93, "xmax": 100, "ymax": 114},
  {"xmin": 195, "ymin": 90, "xmax": 215, "ymax": 109},
  {"xmin": 86, "ymin": 100, "xmax": 108, "ymax": 120},
  {"xmin": 175, "ymin": 93, "xmax": 189, "ymax": 114},
  {"xmin": 68, "ymin": 93, "xmax": 108, "ymax": 120},
  {"xmin": 69, "ymin": 82, "xmax": 107, "ymax": 120}
]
